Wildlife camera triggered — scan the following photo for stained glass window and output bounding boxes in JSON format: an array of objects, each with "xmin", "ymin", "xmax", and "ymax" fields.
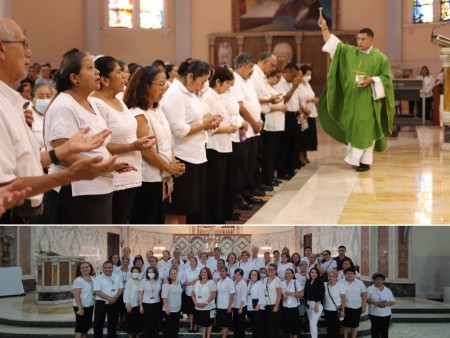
[
  {"xmin": 108, "ymin": 0, "xmax": 164, "ymax": 29},
  {"xmin": 109, "ymin": 0, "xmax": 133, "ymax": 28},
  {"xmin": 140, "ymin": 0, "xmax": 163, "ymax": 29},
  {"xmin": 413, "ymin": 0, "xmax": 434, "ymax": 23},
  {"xmin": 441, "ymin": 0, "xmax": 450, "ymax": 20}
]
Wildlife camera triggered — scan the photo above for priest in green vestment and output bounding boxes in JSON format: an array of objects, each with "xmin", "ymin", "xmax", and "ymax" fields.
[{"xmin": 317, "ymin": 17, "xmax": 394, "ymax": 172}]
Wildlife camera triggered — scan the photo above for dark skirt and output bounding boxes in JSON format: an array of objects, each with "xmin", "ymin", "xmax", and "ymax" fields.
[
  {"xmin": 298, "ymin": 117, "xmax": 318, "ymax": 151},
  {"xmin": 183, "ymin": 292, "xmax": 195, "ymax": 315},
  {"xmin": 74, "ymin": 305, "xmax": 94, "ymax": 333},
  {"xmin": 342, "ymin": 307, "xmax": 362, "ymax": 328},
  {"xmin": 130, "ymin": 181, "xmax": 167, "ymax": 224},
  {"xmin": 168, "ymin": 159, "xmax": 207, "ymax": 217},
  {"xmin": 194, "ymin": 308, "xmax": 214, "ymax": 327},
  {"xmin": 216, "ymin": 308, "xmax": 232, "ymax": 328},
  {"xmin": 282, "ymin": 306, "xmax": 301, "ymax": 335},
  {"xmin": 124, "ymin": 306, "xmax": 143, "ymax": 334}
]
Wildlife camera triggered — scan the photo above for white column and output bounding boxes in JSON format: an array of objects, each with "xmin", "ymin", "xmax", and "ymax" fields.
[
  {"xmin": 386, "ymin": 0, "xmax": 402, "ymax": 62},
  {"xmin": 0, "ymin": 0, "xmax": 11, "ymax": 18}
]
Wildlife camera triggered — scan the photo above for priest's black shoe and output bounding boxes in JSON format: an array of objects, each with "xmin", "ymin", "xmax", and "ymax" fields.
[{"xmin": 356, "ymin": 163, "xmax": 370, "ymax": 172}]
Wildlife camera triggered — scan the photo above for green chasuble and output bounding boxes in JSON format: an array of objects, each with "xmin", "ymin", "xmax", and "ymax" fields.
[{"xmin": 318, "ymin": 42, "xmax": 395, "ymax": 152}]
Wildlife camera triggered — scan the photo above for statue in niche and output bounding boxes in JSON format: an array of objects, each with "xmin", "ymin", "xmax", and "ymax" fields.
[
  {"xmin": 217, "ymin": 41, "xmax": 233, "ymax": 66},
  {"xmin": 273, "ymin": 42, "xmax": 294, "ymax": 69}
]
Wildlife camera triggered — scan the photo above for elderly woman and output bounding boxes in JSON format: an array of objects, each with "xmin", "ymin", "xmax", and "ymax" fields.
[
  {"xmin": 203, "ymin": 66, "xmax": 237, "ymax": 224},
  {"xmin": 30, "ymin": 83, "xmax": 52, "ymax": 149},
  {"xmin": 124, "ymin": 66, "xmax": 185, "ymax": 224},
  {"xmin": 72, "ymin": 262, "xmax": 95, "ymax": 338},
  {"xmin": 366, "ymin": 272, "xmax": 395, "ymax": 338},
  {"xmin": 323, "ymin": 270, "xmax": 346, "ymax": 338},
  {"xmin": 161, "ymin": 59, "xmax": 220, "ymax": 224},
  {"xmin": 44, "ymin": 49, "xmax": 131, "ymax": 224},
  {"xmin": 91, "ymin": 55, "xmax": 155, "ymax": 224}
]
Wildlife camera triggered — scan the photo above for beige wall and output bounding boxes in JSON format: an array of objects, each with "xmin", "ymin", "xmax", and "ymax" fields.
[
  {"xmin": 12, "ymin": 0, "xmax": 84, "ymax": 66},
  {"xmin": 7, "ymin": 0, "xmax": 448, "ymax": 76}
]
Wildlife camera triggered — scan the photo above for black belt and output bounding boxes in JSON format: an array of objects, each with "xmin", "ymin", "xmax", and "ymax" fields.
[{"xmin": 11, "ymin": 199, "xmax": 43, "ymax": 218}]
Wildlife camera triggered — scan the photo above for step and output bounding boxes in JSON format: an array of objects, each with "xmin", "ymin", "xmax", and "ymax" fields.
[
  {"xmin": 392, "ymin": 313, "xmax": 450, "ymax": 323},
  {"xmin": 0, "ymin": 322, "xmax": 372, "ymax": 338}
]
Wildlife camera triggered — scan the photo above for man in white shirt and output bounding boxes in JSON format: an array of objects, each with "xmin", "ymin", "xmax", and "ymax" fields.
[
  {"xmin": 143, "ymin": 255, "xmax": 159, "ymax": 275},
  {"xmin": 339, "ymin": 268, "xmax": 367, "ymax": 338},
  {"xmin": 301, "ymin": 246, "xmax": 312, "ymax": 263},
  {"xmin": 229, "ymin": 52, "xmax": 263, "ymax": 210},
  {"xmin": 249, "ymin": 246, "xmax": 265, "ymax": 270},
  {"xmin": 93, "ymin": 261, "xmax": 124, "ymax": 338},
  {"xmin": 169, "ymin": 247, "xmax": 185, "ymax": 270},
  {"xmin": 207, "ymin": 247, "xmax": 225, "ymax": 271},
  {"xmin": 0, "ymin": 18, "xmax": 116, "ymax": 224},
  {"xmin": 274, "ymin": 63, "xmax": 302, "ymax": 180}
]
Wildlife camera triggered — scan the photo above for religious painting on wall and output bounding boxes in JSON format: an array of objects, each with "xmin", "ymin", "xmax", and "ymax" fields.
[{"xmin": 232, "ymin": 0, "xmax": 335, "ymax": 32}]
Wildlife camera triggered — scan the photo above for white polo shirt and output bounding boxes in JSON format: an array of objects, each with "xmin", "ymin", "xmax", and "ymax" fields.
[
  {"xmin": 263, "ymin": 276, "xmax": 281, "ymax": 305},
  {"xmin": 274, "ymin": 76, "xmax": 300, "ymax": 112},
  {"xmin": 45, "ymin": 93, "xmax": 113, "ymax": 196},
  {"xmin": 93, "ymin": 273, "xmax": 124, "ymax": 303},
  {"xmin": 222, "ymin": 90, "xmax": 243, "ymax": 143},
  {"xmin": 139, "ymin": 279, "xmax": 162, "ymax": 304},
  {"xmin": 249, "ymin": 256, "xmax": 265, "ymax": 270},
  {"xmin": 246, "ymin": 280, "xmax": 265, "ymax": 311},
  {"xmin": 182, "ymin": 266, "xmax": 201, "ymax": 296},
  {"xmin": 339, "ymin": 278, "xmax": 366, "ymax": 309},
  {"xmin": 281, "ymin": 279, "xmax": 303, "ymax": 308},
  {"xmin": 249, "ymin": 64, "xmax": 271, "ymax": 115},
  {"xmin": 0, "ymin": 81, "xmax": 44, "ymax": 207},
  {"xmin": 323, "ymin": 282, "xmax": 346, "ymax": 311},
  {"xmin": 229, "ymin": 72, "xmax": 261, "ymax": 138},
  {"xmin": 131, "ymin": 106, "xmax": 172, "ymax": 182},
  {"xmin": 162, "ymin": 282, "xmax": 183, "ymax": 312},
  {"xmin": 216, "ymin": 276, "xmax": 236, "ymax": 309},
  {"xmin": 194, "ymin": 280, "xmax": 217, "ymax": 311},
  {"xmin": 367, "ymin": 285, "xmax": 395, "ymax": 317},
  {"xmin": 161, "ymin": 78, "xmax": 208, "ymax": 164},
  {"xmin": 264, "ymin": 84, "xmax": 285, "ymax": 132},
  {"xmin": 238, "ymin": 260, "xmax": 257, "ymax": 281}
]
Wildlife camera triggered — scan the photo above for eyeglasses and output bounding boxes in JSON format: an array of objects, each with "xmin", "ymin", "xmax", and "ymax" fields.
[
  {"xmin": 2, "ymin": 39, "xmax": 29, "ymax": 50},
  {"xmin": 151, "ymin": 81, "xmax": 168, "ymax": 89}
]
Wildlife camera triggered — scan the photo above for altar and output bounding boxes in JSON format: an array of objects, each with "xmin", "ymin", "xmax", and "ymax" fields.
[{"xmin": 36, "ymin": 252, "xmax": 85, "ymax": 304}]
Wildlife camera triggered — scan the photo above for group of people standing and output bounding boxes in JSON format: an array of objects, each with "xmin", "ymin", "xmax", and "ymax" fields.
[{"xmin": 72, "ymin": 245, "xmax": 395, "ymax": 338}]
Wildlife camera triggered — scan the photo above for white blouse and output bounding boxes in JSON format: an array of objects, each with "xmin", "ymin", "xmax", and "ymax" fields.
[
  {"xmin": 182, "ymin": 267, "xmax": 201, "ymax": 296},
  {"xmin": 277, "ymin": 262, "xmax": 294, "ymax": 281},
  {"xmin": 123, "ymin": 278, "xmax": 140, "ymax": 307},
  {"xmin": 264, "ymin": 84, "xmax": 285, "ymax": 132},
  {"xmin": 263, "ymin": 276, "xmax": 281, "ymax": 306},
  {"xmin": 91, "ymin": 97, "xmax": 142, "ymax": 191},
  {"xmin": 232, "ymin": 279, "xmax": 248, "ymax": 308},
  {"xmin": 203, "ymin": 88, "xmax": 233, "ymax": 153},
  {"xmin": 222, "ymin": 90, "xmax": 243, "ymax": 143},
  {"xmin": 45, "ymin": 93, "xmax": 113, "ymax": 196},
  {"xmin": 139, "ymin": 279, "xmax": 162, "ymax": 304},
  {"xmin": 162, "ymin": 282, "xmax": 183, "ymax": 312},
  {"xmin": 161, "ymin": 78, "xmax": 208, "ymax": 164},
  {"xmin": 281, "ymin": 279, "xmax": 303, "ymax": 308},
  {"xmin": 298, "ymin": 82, "xmax": 318, "ymax": 118},
  {"xmin": 72, "ymin": 276, "xmax": 95, "ymax": 307},
  {"xmin": 131, "ymin": 107, "xmax": 172, "ymax": 182},
  {"xmin": 246, "ymin": 280, "xmax": 266, "ymax": 311},
  {"xmin": 193, "ymin": 280, "xmax": 217, "ymax": 311},
  {"xmin": 216, "ymin": 276, "xmax": 236, "ymax": 309}
]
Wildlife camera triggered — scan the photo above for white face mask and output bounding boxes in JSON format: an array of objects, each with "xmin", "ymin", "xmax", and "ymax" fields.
[
  {"xmin": 304, "ymin": 75, "xmax": 312, "ymax": 83},
  {"xmin": 131, "ymin": 272, "xmax": 139, "ymax": 279},
  {"xmin": 148, "ymin": 273, "xmax": 156, "ymax": 279},
  {"xmin": 35, "ymin": 99, "xmax": 51, "ymax": 113}
]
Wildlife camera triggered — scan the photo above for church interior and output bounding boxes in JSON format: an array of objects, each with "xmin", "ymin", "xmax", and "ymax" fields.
[{"xmin": 1, "ymin": 0, "xmax": 450, "ymax": 336}]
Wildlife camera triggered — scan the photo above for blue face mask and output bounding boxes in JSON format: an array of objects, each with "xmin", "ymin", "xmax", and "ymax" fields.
[
  {"xmin": 260, "ymin": 273, "xmax": 267, "ymax": 279},
  {"xmin": 35, "ymin": 99, "xmax": 50, "ymax": 113}
]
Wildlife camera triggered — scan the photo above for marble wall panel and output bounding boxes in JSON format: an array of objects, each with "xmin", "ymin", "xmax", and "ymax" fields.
[
  {"xmin": 129, "ymin": 228, "xmax": 174, "ymax": 257},
  {"xmin": 397, "ymin": 226, "xmax": 409, "ymax": 279},
  {"xmin": 251, "ymin": 230, "xmax": 296, "ymax": 253},
  {"xmin": 31, "ymin": 226, "xmax": 121, "ymax": 275},
  {"xmin": 377, "ymin": 226, "xmax": 389, "ymax": 277},
  {"xmin": 360, "ymin": 226, "xmax": 370, "ymax": 276}
]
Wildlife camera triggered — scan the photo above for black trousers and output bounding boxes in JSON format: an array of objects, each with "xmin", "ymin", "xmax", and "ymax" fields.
[
  {"xmin": 232, "ymin": 306, "xmax": 247, "ymax": 338},
  {"xmin": 206, "ymin": 149, "xmax": 230, "ymax": 224},
  {"xmin": 130, "ymin": 182, "xmax": 167, "ymax": 224},
  {"xmin": 232, "ymin": 140, "xmax": 250, "ymax": 195},
  {"xmin": 247, "ymin": 309, "xmax": 264, "ymax": 338},
  {"xmin": 164, "ymin": 311, "xmax": 181, "ymax": 338},
  {"xmin": 43, "ymin": 185, "xmax": 112, "ymax": 224},
  {"xmin": 369, "ymin": 314, "xmax": 391, "ymax": 338},
  {"xmin": 112, "ymin": 187, "xmax": 137, "ymax": 224},
  {"xmin": 143, "ymin": 302, "xmax": 161, "ymax": 338},
  {"xmin": 94, "ymin": 300, "xmax": 118, "ymax": 338},
  {"xmin": 324, "ymin": 309, "xmax": 341, "ymax": 338},
  {"xmin": 262, "ymin": 131, "xmax": 282, "ymax": 185},
  {"xmin": 263, "ymin": 305, "xmax": 281, "ymax": 338},
  {"xmin": 224, "ymin": 144, "xmax": 237, "ymax": 219},
  {"xmin": 245, "ymin": 136, "xmax": 260, "ymax": 191},
  {"xmin": 278, "ymin": 111, "xmax": 300, "ymax": 175}
]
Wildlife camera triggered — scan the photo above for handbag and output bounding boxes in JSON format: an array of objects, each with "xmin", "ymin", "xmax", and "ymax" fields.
[
  {"xmin": 294, "ymin": 281, "xmax": 307, "ymax": 316},
  {"xmin": 326, "ymin": 283, "xmax": 344, "ymax": 321}
]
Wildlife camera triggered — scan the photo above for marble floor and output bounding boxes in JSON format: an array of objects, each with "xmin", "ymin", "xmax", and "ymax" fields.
[{"xmin": 249, "ymin": 124, "xmax": 450, "ymax": 224}]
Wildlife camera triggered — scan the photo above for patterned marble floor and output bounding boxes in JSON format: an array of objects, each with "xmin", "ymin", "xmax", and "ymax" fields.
[{"xmin": 249, "ymin": 124, "xmax": 450, "ymax": 224}]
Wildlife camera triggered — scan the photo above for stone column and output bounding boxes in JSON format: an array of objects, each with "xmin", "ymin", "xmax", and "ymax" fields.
[{"xmin": 440, "ymin": 47, "xmax": 450, "ymax": 151}]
